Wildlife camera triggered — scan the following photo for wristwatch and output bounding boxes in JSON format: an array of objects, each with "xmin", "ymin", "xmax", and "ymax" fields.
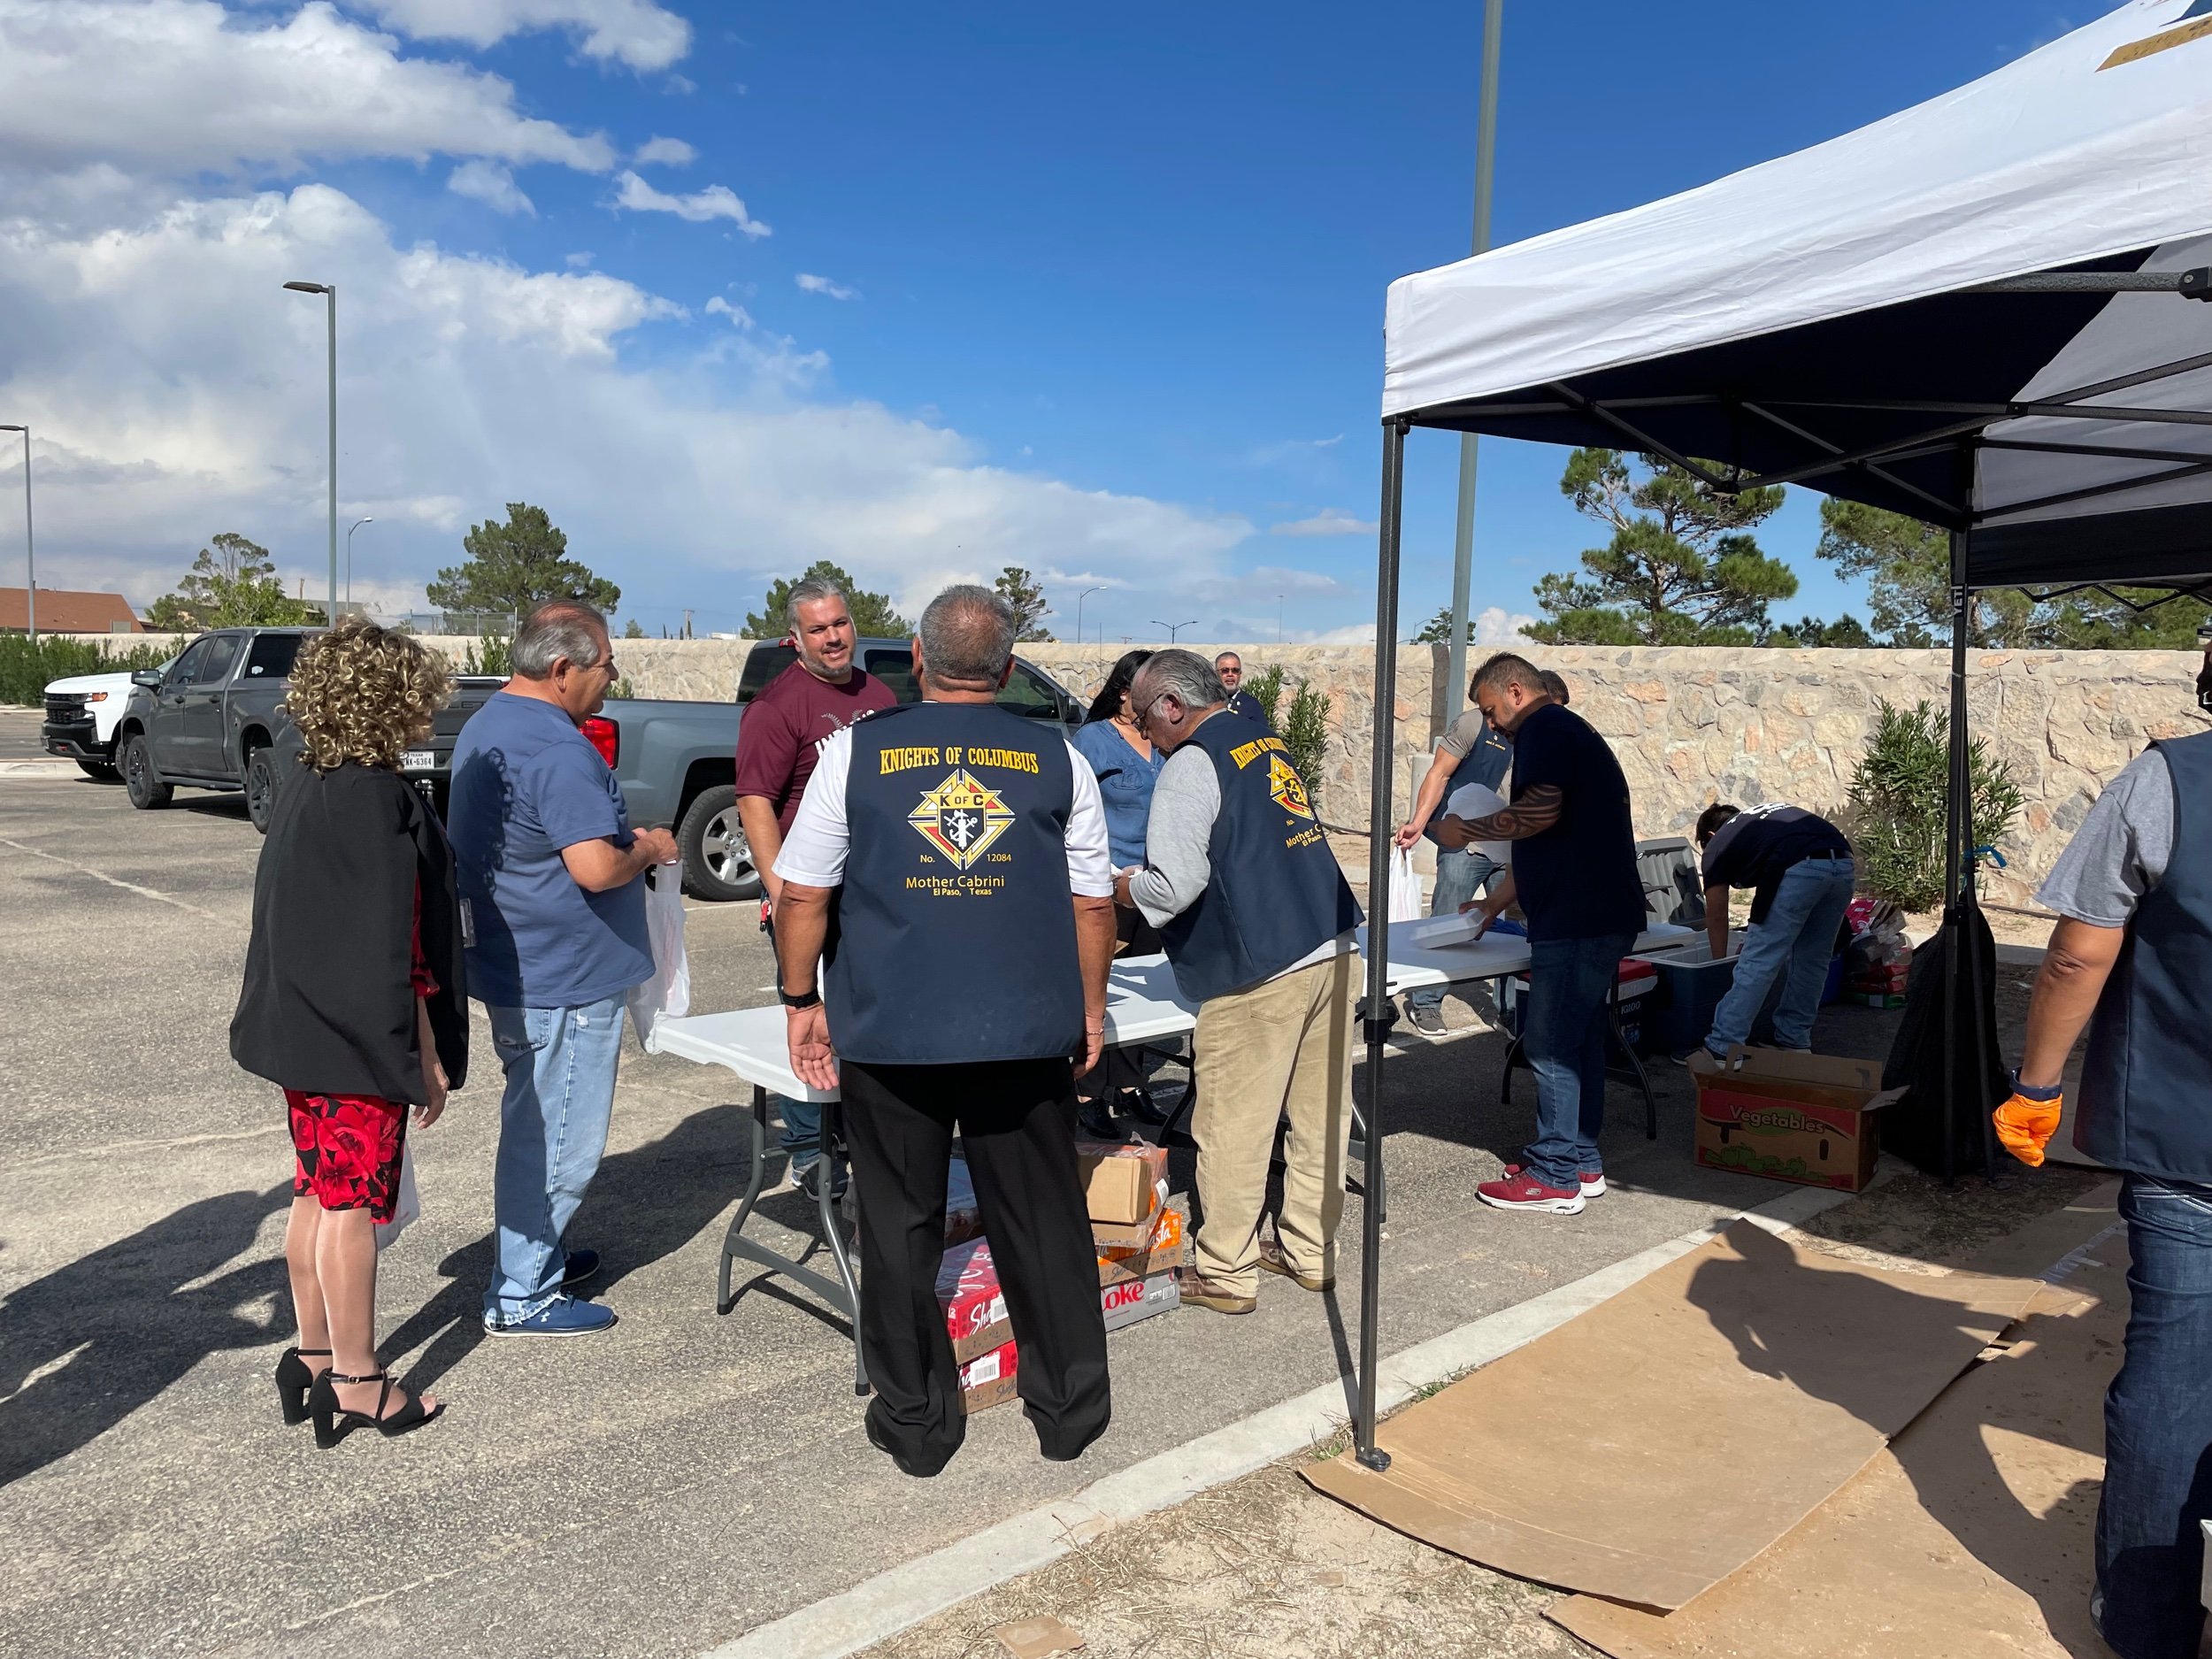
[{"xmin": 780, "ymin": 985, "xmax": 822, "ymax": 1010}]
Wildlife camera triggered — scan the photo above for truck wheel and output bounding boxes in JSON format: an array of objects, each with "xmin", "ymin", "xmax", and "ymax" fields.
[
  {"xmin": 75, "ymin": 759, "xmax": 119, "ymax": 781},
  {"xmin": 123, "ymin": 733, "xmax": 172, "ymax": 810},
  {"xmin": 677, "ymin": 785, "xmax": 760, "ymax": 902},
  {"xmin": 245, "ymin": 745, "xmax": 278, "ymax": 834}
]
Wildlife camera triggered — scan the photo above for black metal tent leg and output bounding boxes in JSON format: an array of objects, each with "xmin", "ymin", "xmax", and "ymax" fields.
[
  {"xmin": 1353, "ymin": 417, "xmax": 1409, "ymax": 1473},
  {"xmin": 1940, "ymin": 526, "xmax": 1972, "ymax": 1186}
]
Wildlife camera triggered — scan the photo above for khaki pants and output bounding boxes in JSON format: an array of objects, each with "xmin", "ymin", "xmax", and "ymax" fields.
[{"xmin": 1189, "ymin": 950, "xmax": 1356, "ymax": 1296}]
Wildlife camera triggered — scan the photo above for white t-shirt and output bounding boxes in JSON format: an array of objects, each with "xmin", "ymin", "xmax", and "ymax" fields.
[{"xmin": 774, "ymin": 721, "xmax": 1116, "ymax": 897}]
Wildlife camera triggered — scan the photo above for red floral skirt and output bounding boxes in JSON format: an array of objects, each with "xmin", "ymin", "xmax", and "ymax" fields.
[{"xmin": 286, "ymin": 1090, "xmax": 408, "ymax": 1223}]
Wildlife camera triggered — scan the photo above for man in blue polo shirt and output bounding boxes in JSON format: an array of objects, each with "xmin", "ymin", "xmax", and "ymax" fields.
[
  {"xmin": 449, "ymin": 600, "xmax": 679, "ymax": 1336},
  {"xmin": 1437, "ymin": 653, "xmax": 1645, "ymax": 1215}
]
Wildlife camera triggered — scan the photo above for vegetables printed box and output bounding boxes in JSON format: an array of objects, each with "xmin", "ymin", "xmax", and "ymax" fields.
[{"xmin": 1686, "ymin": 1048, "xmax": 1890, "ymax": 1192}]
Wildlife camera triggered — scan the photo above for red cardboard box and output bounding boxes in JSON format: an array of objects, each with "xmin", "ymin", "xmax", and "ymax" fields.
[
  {"xmin": 937, "ymin": 1236, "xmax": 1011, "ymax": 1363},
  {"xmin": 959, "ymin": 1339, "xmax": 1019, "ymax": 1415},
  {"xmin": 1686, "ymin": 1048, "xmax": 1890, "ymax": 1192}
]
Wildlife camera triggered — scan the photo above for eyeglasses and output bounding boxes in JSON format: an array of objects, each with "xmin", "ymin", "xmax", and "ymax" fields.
[{"xmin": 1130, "ymin": 691, "xmax": 1168, "ymax": 732}]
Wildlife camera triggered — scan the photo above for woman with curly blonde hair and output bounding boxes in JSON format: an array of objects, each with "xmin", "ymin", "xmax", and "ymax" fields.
[{"xmin": 231, "ymin": 618, "xmax": 469, "ymax": 1447}]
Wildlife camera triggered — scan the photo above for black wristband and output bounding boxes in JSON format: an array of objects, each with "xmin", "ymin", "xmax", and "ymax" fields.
[
  {"xmin": 780, "ymin": 985, "xmax": 822, "ymax": 1010},
  {"xmin": 2008, "ymin": 1069, "xmax": 2062, "ymax": 1102}
]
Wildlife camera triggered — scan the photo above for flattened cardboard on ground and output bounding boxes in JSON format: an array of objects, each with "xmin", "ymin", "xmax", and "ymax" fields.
[
  {"xmin": 1550, "ymin": 1248, "xmax": 2126, "ymax": 1659},
  {"xmin": 1302, "ymin": 1219, "xmax": 2039, "ymax": 1610}
]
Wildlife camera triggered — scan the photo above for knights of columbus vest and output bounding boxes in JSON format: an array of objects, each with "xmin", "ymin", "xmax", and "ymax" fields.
[
  {"xmin": 1160, "ymin": 712, "xmax": 1364, "ymax": 1004},
  {"xmin": 826, "ymin": 702, "xmax": 1083, "ymax": 1065},
  {"xmin": 2076, "ymin": 729, "xmax": 2212, "ymax": 1182}
]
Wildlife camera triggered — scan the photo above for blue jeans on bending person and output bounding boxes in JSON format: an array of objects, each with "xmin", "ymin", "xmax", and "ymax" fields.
[
  {"xmin": 1704, "ymin": 856, "xmax": 1855, "ymax": 1056},
  {"xmin": 1408, "ymin": 849, "xmax": 1501, "ymax": 1015},
  {"xmin": 1521, "ymin": 932, "xmax": 1638, "ymax": 1191},
  {"xmin": 2096, "ymin": 1174, "xmax": 2212, "ymax": 1659},
  {"xmin": 483, "ymin": 995, "xmax": 626, "ymax": 1325}
]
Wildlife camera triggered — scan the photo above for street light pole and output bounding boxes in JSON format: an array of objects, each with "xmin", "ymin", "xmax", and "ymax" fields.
[
  {"xmin": 284, "ymin": 281, "xmax": 339, "ymax": 626},
  {"xmin": 1151, "ymin": 618, "xmax": 1198, "ymax": 644},
  {"xmin": 0, "ymin": 425, "xmax": 30, "ymax": 641},
  {"xmin": 346, "ymin": 517, "xmax": 373, "ymax": 606},
  {"xmin": 1075, "ymin": 585, "xmax": 1102, "ymax": 651},
  {"xmin": 1446, "ymin": 0, "xmax": 1505, "ymax": 717}
]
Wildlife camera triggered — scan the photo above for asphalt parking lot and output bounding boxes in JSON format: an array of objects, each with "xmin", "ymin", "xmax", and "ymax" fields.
[{"xmin": 0, "ymin": 767, "xmax": 1853, "ymax": 1659}]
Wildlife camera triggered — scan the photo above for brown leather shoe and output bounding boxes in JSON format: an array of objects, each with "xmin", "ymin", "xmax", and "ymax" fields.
[
  {"xmin": 1176, "ymin": 1266, "xmax": 1257, "ymax": 1315},
  {"xmin": 1257, "ymin": 1240, "xmax": 1333, "ymax": 1293}
]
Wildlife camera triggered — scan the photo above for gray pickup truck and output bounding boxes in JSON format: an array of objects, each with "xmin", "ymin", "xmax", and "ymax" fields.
[
  {"xmin": 116, "ymin": 626, "xmax": 500, "ymax": 831},
  {"xmin": 600, "ymin": 637, "xmax": 1087, "ymax": 902}
]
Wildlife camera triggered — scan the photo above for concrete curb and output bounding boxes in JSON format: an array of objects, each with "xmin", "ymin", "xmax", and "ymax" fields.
[
  {"xmin": 0, "ymin": 759, "xmax": 80, "ymax": 776},
  {"xmin": 699, "ymin": 1178, "xmax": 1859, "ymax": 1659}
]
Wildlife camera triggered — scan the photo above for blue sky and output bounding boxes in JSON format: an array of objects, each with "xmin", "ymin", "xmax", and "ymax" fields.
[{"xmin": 0, "ymin": 0, "xmax": 2091, "ymax": 642}]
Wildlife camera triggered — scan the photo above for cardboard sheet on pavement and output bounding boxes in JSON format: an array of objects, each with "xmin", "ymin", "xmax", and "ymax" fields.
[
  {"xmin": 1550, "ymin": 1241, "xmax": 2127, "ymax": 1658},
  {"xmin": 1302, "ymin": 1219, "xmax": 2040, "ymax": 1609}
]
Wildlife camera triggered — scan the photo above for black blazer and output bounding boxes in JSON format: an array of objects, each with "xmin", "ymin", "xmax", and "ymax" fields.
[{"xmin": 232, "ymin": 761, "xmax": 469, "ymax": 1103}]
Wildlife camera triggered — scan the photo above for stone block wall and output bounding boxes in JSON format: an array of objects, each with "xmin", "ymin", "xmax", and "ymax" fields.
[{"xmin": 65, "ymin": 633, "xmax": 2208, "ymax": 903}]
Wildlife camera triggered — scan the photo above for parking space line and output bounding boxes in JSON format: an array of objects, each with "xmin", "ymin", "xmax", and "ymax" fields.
[{"xmin": 0, "ymin": 837, "xmax": 242, "ymax": 928}]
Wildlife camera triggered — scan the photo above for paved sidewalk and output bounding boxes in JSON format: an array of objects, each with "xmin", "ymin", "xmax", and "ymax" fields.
[{"xmin": 0, "ymin": 775, "xmax": 1971, "ymax": 1658}]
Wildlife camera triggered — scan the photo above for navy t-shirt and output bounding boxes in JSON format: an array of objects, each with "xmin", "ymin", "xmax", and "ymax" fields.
[
  {"xmin": 448, "ymin": 690, "xmax": 653, "ymax": 1009},
  {"xmin": 1700, "ymin": 804, "xmax": 1851, "ymax": 924},
  {"xmin": 1507, "ymin": 703, "xmax": 1646, "ymax": 942}
]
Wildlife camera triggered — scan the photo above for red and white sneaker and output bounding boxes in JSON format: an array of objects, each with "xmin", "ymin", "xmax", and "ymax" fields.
[
  {"xmin": 1478, "ymin": 1172, "xmax": 1586, "ymax": 1215},
  {"xmin": 1501, "ymin": 1162, "xmax": 1606, "ymax": 1198}
]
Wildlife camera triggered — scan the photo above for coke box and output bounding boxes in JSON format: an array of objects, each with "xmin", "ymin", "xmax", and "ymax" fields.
[
  {"xmin": 959, "ymin": 1339, "xmax": 1019, "ymax": 1415},
  {"xmin": 937, "ymin": 1236, "xmax": 1012, "ymax": 1363},
  {"xmin": 1100, "ymin": 1270, "xmax": 1178, "ymax": 1333}
]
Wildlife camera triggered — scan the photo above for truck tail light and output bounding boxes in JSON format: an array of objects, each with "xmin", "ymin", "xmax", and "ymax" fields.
[{"xmin": 581, "ymin": 716, "xmax": 618, "ymax": 768}]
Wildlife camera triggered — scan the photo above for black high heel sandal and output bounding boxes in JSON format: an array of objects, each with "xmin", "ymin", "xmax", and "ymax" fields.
[
  {"xmin": 309, "ymin": 1370, "xmax": 446, "ymax": 1449},
  {"xmin": 274, "ymin": 1348, "xmax": 332, "ymax": 1426}
]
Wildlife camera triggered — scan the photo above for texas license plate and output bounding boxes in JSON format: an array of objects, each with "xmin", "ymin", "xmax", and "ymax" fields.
[{"xmin": 401, "ymin": 749, "xmax": 437, "ymax": 771}]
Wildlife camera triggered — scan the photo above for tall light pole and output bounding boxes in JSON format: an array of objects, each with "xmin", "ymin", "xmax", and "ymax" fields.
[
  {"xmin": 1152, "ymin": 618, "xmax": 1198, "ymax": 644},
  {"xmin": 1075, "ymin": 585, "xmax": 1102, "ymax": 650},
  {"xmin": 284, "ymin": 280, "xmax": 338, "ymax": 626},
  {"xmin": 1445, "ymin": 0, "xmax": 1505, "ymax": 717},
  {"xmin": 346, "ymin": 517, "xmax": 373, "ymax": 606},
  {"xmin": 0, "ymin": 425, "xmax": 30, "ymax": 642}
]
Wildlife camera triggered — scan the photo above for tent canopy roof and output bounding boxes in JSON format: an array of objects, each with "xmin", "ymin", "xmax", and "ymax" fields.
[{"xmin": 1383, "ymin": 0, "xmax": 2212, "ymax": 588}]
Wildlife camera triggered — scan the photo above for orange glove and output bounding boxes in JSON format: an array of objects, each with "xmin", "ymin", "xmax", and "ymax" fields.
[{"xmin": 1994, "ymin": 1075, "xmax": 2063, "ymax": 1168}]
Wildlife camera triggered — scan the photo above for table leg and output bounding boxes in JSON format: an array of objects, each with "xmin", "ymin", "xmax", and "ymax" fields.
[
  {"xmin": 1605, "ymin": 979, "xmax": 1659, "ymax": 1141},
  {"xmin": 717, "ymin": 1087, "xmax": 772, "ymax": 1315},
  {"xmin": 716, "ymin": 1087, "xmax": 868, "ymax": 1364},
  {"xmin": 821, "ymin": 1098, "xmax": 868, "ymax": 1398}
]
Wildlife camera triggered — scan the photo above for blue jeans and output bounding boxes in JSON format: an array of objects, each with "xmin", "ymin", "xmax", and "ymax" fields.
[
  {"xmin": 1704, "ymin": 856, "xmax": 1855, "ymax": 1056},
  {"xmin": 2097, "ymin": 1174, "xmax": 2212, "ymax": 1659},
  {"xmin": 1521, "ymin": 932, "xmax": 1637, "ymax": 1190},
  {"xmin": 780, "ymin": 1098, "xmax": 822, "ymax": 1175},
  {"xmin": 483, "ymin": 995, "xmax": 626, "ymax": 1325},
  {"xmin": 1409, "ymin": 849, "xmax": 1501, "ymax": 1014}
]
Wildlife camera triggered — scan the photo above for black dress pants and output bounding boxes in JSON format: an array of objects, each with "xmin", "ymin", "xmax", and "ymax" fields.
[{"xmin": 840, "ymin": 1056, "xmax": 1112, "ymax": 1477}]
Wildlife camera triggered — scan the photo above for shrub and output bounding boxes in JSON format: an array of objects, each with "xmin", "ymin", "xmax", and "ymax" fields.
[
  {"xmin": 459, "ymin": 633, "xmax": 512, "ymax": 677},
  {"xmin": 0, "ymin": 636, "xmax": 175, "ymax": 707},
  {"xmin": 1245, "ymin": 664, "xmax": 1334, "ymax": 811},
  {"xmin": 1846, "ymin": 698, "xmax": 2024, "ymax": 911}
]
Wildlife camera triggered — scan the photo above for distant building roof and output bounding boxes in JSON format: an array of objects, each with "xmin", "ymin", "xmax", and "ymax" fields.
[{"xmin": 0, "ymin": 588, "xmax": 143, "ymax": 633}]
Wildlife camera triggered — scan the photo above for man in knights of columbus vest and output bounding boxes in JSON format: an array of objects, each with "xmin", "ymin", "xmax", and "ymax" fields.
[
  {"xmin": 772, "ymin": 585, "xmax": 1118, "ymax": 1479},
  {"xmin": 1997, "ymin": 636, "xmax": 2212, "ymax": 1659},
  {"xmin": 1114, "ymin": 649, "xmax": 1363, "ymax": 1316}
]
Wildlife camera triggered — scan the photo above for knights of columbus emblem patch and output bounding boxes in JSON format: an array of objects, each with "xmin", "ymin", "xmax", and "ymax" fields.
[
  {"xmin": 1268, "ymin": 754, "xmax": 1316, "ymax": 821},
  {"xmin": 910, "ymin": 770, "xmax": 1017, "ymax": 868}
]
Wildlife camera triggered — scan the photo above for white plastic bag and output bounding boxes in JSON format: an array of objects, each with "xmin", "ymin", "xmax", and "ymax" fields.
[
  {"xmin": 374, "ymin": 1141, "xmax": 419, "ymax": 1252},
  {"xmin": 626, "ymin": 864, "xmax": 691, "ymax": 1053},
  {"xmin": 1444, "ymin": 781, "xmax": 1516, "ymax": 868},
  {"xmin": 1387, "ymin": 846, "xmax": 1426, "ymax": 925}
]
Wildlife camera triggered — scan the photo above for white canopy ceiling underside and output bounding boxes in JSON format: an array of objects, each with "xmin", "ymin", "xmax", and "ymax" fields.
[{"xmin": 1383, "ymin": 0, "xmax": 2212, "ymax": 535}]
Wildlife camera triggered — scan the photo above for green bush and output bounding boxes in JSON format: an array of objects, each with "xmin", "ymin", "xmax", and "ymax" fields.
[
  {"xmin": 1244, "ymin": 664, "xmax": 1334, "ymax": 812},
  {"xmin": 0, "ymin": 636, "xmax": 175, "ymax": 707},
  {"xmin": 459, "ymin": 633, "xmax": 513, "ymax": 677},
  {"xmin": 1846, "ymin": 698, "xmax": 2024, "ymax": 912}
]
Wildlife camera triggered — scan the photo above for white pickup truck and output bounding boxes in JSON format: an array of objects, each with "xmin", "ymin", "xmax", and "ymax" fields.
[{"xmin": 41, "ymin": 662, "xmax": 173, "ymax": 779}]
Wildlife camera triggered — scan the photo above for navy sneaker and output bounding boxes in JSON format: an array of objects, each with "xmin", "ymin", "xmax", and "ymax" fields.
[
  {"xmin": 561, "ymin": 1248, "xmax": 601, "ymax": 1288},
  {"xmin": 484, "ymin": 1295, "xmax": 618, "ymax": 1337}
]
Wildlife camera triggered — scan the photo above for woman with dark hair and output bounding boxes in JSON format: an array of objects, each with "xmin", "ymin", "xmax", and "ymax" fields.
[
  {"xmin": 232, "ymin": 618, "xmax": 469, "ymax": 1448},
  {"xmin": 1071, "ymin": 649, "xmax": 1168, "ymax": 1129}
]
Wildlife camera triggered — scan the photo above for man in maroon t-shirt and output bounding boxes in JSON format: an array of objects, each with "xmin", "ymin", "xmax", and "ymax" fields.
[{"xmin": 734, "ymin": 577, "xmax": 899, "ymax": 1190}]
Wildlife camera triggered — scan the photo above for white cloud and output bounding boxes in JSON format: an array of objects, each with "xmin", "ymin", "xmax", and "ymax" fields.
[
  {"xmin": 0, "ymin": 1, "xmax": 616, "ymax": 177},
  {"xmin": 795, "ymin": 273, "xmax": 856, "ymax": 301},
  {"xmin": 1474, "ymin": 606, "xmax": 1539, "ymax": 645},
  {"xmin": 447, "ymin": 159, "xmax": 534, "ymax": 216},
  {"xmin": 611, "ymin": 169, "xmax": 769, "ymax": 235},
  {"xmin": 633, "ymin": 134, "xmax": 696, "ymax": 166},
  {"xmin": 1270, "ymin": 509, "xmax": 1378, "ymax": 538},
  {"xmin": 0, "ymin": 181, "xmax": 1248, "ymax": 626},
  {"xmin": 359, "ymin": 0, "xmax": 692, "ymax": 72},
  {"xmin": 704, "ymin": 295, "xmax": 755, "ymax": 329},
  {"xmin": 1247, "ymin": 434, "xmax": 1344, "ymax": 465}
]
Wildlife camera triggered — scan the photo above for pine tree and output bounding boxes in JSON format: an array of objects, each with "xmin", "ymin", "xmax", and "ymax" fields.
[
  {"xmin": 426, "ymin": 503, "xmax": 617, "ymax": 619},
  {"xmin": 743, "ymin": 561, "xmax": 910, "ymax": 639},
  {"xmin": 994, "ymin": 566, "xmax": 1055, "ymax": 641}
]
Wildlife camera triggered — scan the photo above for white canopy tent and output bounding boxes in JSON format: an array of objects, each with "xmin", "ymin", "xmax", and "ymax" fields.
[{"xmin": 1348, "ymin": 0, "xmax": 2212, "ymax": 1467}]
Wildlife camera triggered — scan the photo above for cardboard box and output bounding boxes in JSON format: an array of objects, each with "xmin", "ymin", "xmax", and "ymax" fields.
[
  {"xmin": 1686, "ymin": 1048, "xmax": 1890, "ymax": 1192},
  {"xmin": 1098, "ymin": 1206, "xmax": 1187, "ymax": 1286},
  {"xmin": 937, "ymin": 1236, "xmax": 1011, "ymax": 1363},
  {"xmin": 1100, "ymin": 1269, "xmax": 1179, "ymax": 1333},
  {"xmin": 959, "ymin": 1339, "xmax": 1019, "ymax": 1415},
  {"xmin": 1075, "ymin": 1139, "xmax": 1169, "ymax": 1226}
]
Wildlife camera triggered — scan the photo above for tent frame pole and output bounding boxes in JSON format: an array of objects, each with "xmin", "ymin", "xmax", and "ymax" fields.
[
  {"xmin": 1354, "ymin": 417, "xmax": 1409, "ymax": 1472},
  {"xmin": 1940, "ymin": 524, "xmax": 1974, "ymax": 1186}
]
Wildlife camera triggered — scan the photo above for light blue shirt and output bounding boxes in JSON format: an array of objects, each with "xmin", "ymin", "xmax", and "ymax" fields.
[{"xmin": 1072, "ymin": 717, "xmax": 1167, "ymax": 868}]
